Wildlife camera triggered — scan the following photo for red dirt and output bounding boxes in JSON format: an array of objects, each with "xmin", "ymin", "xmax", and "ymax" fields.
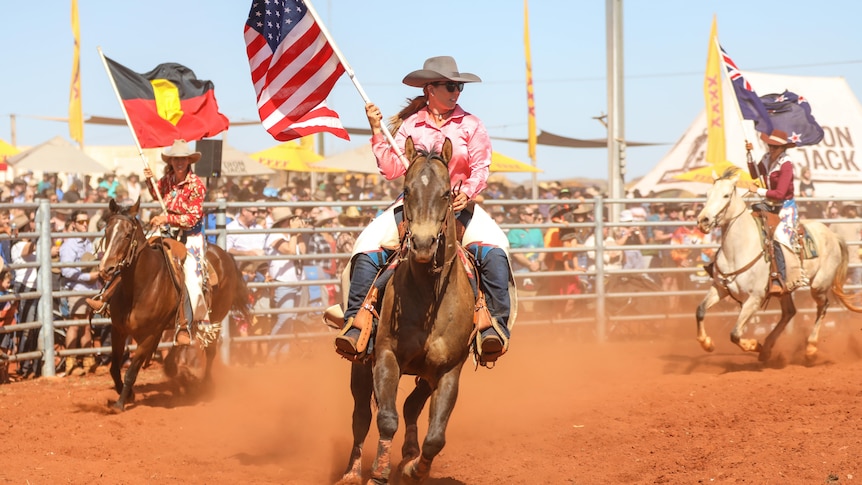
[{"xmin": 3, "ymin": 314, "xmax": 862, "ymax": 484}]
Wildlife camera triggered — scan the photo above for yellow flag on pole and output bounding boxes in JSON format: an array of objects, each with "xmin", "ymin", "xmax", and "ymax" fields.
[
  {"xmin": 69, "ymin": 0, "xmax": 84, "ymax": 145},
  {"xmin": 703, "ymin": 15, "xmax": 724, "ymax": 165},
  {"xmin": 524, "ymin": 0, "xmax": 537, "ymax": 162}
]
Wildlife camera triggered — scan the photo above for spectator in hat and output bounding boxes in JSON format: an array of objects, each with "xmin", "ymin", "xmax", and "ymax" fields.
[
  {"xmin": 336, "ymin": 55, "xmax": 514, "ymax": 362},
  {"xmin": 335, "ymin": 207, "xmax": 367, "ymax": 277},
  {"xmin": 59, "ymin": 210, "xmax": 102, "ymax": 376},
  {"xmin": 567, "ymin": 204, "xmax": 594, "ymax": 271},
  {"xmin": 265, "ymin": 207, "xmax": 308, "ymax": 360},
  {"xmin": 508, "ymin": 206, "xmax": 545, "ymax": 313},
  {"xmin": 305, "ymin": 208, "xmax": 339, "ymax": 308},
  {"xmin": 544, "ymin": 204, "xmax": 583, "ymax": 315},
  {"xmin": 616, "ymin": 209, "xmax": 647, "ymax": 269}
]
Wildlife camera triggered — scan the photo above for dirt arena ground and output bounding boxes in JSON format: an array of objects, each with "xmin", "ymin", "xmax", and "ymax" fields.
[{"xmin": 2, "ymin": 312, "xmax": 862, "ymax": 484}]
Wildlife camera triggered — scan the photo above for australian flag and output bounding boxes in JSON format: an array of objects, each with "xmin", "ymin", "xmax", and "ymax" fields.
[{"xmin": 759, "ymin": 91, "xmax": 824, "ymax": 147}]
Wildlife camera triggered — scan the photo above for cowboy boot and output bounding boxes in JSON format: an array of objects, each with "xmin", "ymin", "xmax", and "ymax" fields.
[
  {"xmin": 85, "ymin": 274, "xmax": 122, "ymax": 314},
  {"xmin": 335, "ymin": 253, "xmax": 386, "ymax": 357},
  {"xmin": 174, "ymin": 289, "xmax": 193, "ymax": 346},
  {"xmin": 474, "ymin": 247, "xmax": 512, "ymax": 360},
  {"xmin": 768, "ymin": 241, "xmax": 787, "ymax": 296}
]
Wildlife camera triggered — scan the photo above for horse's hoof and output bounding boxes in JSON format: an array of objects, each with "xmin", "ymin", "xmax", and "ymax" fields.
[
  {"xmin": 698, "ymin": 337, "xmax": 715, "ymax": 352},
  {"xmin": 805, "ymin": 343, "xmax": 818, "ymax": 360},
  {"xmin": 334, "ymin": 474, "xmax": 362, "ymax": 485},
  {"xmin": 108, "ymin": 401, "xmax": 125, "ymax": 413}
]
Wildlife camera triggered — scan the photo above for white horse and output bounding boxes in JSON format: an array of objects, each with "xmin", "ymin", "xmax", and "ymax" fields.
[{"xmin": 694, "ymin": 167, "xmax": 862, "ymax": 362}]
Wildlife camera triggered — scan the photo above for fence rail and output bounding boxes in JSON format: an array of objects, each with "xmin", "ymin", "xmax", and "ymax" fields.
[{"xmin": 1, "ymin": 195, "xmax": 859, "ymax": 376}]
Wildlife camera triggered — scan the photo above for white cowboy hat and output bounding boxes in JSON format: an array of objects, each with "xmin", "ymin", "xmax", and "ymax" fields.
[
  {"xmin": 402, "ymin": 56, "xmax": 482, "ymax": 87},
  {"xmin": 161, "ymin": 139, "xmax": 202, "ymax": 163}
]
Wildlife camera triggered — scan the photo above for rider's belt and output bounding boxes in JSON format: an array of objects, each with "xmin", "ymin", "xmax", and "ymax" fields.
[
  {"xmin": 764, "ymin": 198, "xmax": 783, "ymax": 208},
  {"xmin": 181, "ymin": 221, "xmax": 204, "ymax": 236}
]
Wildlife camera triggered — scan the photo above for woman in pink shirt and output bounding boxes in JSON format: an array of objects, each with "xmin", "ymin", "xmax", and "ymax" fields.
[{"xmin": 334, "ymin": 56, "xmax": 513, "ymax": 362}]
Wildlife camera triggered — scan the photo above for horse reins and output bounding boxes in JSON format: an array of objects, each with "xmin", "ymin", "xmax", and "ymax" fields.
[
  {"xmin": 710, "ymin": 188, "xmax": 766, "ymax": 288},
  {"xmin": 401, "ymin": 153, "xmax": 455, "ymax": 277}
]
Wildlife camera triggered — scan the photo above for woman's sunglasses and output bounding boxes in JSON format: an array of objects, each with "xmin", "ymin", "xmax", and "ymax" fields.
[{"xmin": 431, "ymin": 81, "xmax": 465, "ymax": 93}]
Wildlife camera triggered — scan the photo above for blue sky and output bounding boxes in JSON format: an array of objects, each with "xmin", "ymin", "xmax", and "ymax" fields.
[{"xmin": 2, "ymin": 1, "xmax": 861, "ymax": 184}]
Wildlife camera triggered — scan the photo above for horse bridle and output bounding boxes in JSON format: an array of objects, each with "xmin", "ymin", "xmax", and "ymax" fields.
[
  {"xmin": 401, "ymin": 154, "xmax": 455, "ymax": 274},
  {"xmin": 104, "ymin": 213, "xmax": 145, "ymax": 275},
  {"xmin": 703, "ymin": 182, "xmax": 748, "ymax": 234},
  {"xmin": 709, "ymin": 184, "xmax": 765, "ymax": 287}
]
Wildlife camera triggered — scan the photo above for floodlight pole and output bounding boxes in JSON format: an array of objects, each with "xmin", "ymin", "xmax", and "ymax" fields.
[{"xmin": 606, "ymin": 0, "xmax": 625, "ymax": 224}]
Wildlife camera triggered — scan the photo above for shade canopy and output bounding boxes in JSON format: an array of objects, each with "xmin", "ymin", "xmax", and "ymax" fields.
[
  {"xmin": 0, "ymin": 138, "xmax": 18, "ymax": 171},
  {"xmin": 251, "ymin": 142, "xmax": 343, "ymax": 172},
  {"xmin": 9, "ymin": 136, "xmax": 108, "ymax": 173},
  {"xmin": 490, "ymin": 151, "xmax": 542, "ymax": 173}
]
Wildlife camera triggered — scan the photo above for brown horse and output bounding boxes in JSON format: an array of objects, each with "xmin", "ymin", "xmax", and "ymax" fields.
[
  {"xmin": 99, "ymin": 198, "xmax": 250, "ymax": 412},
  {"xmin": 338, "ymin": 138, "xmax": 476, "ymax": 484}
]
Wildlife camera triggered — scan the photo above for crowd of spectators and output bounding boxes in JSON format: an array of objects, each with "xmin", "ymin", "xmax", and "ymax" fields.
[{"xmin": 0, "ymin": 170, "xmax": 860, "ymax": 380}]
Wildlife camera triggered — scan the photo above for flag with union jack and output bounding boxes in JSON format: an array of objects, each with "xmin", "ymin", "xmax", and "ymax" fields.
[
  {"xmin": 720, "ymin": 45, "xmax": 773, "ymax": 135},
  {"xmin": 760, "ymin": 91, "xmax": 824, "ymax": 146},
  {"xmin": 244, "ymin": 0, "xmax": 349, "ymax": 142}
]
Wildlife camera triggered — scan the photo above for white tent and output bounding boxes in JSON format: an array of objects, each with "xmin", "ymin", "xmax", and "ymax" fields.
[{"xmin": 631, "ymin": 72, "xmax": 862, "ymax": 198}]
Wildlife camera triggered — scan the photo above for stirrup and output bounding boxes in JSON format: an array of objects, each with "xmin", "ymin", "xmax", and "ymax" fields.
[
  {"xmin": 85, "ymin": 297, "xmax": 108, "ymax": 314},
  {"xmin": 174, "ymin": 326, "xmax": 191, "ymax": 346},
  {"xmin": 335, "ymin": 327, "xmax": 361, "ymax": 357},
  {"xmin": 479, "ymin": 329, "xmax": 504, "ymax": 356}
]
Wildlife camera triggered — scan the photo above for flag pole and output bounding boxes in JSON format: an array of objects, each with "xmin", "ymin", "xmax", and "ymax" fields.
[
  {"xmin": 302, "ymin": 0, "xmax": 409, "ymax": 170},
  {"xmin": 96, "ymin": 46, "xmax": 168, "ymax": 213},
  {"xmin": 715, "ymin": 37, "xmax": 764, "ymax": 186}
]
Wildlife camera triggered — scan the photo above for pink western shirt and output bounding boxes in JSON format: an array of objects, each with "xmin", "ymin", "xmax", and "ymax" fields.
[{"xmin": 370, "ymin": 106, "xmax": 492, "ymax": 199}]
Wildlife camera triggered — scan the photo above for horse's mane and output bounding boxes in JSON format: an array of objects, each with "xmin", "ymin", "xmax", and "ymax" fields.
[{"xmin": 719, "ymin": 166, "xmax": 740, "ymax": 181}]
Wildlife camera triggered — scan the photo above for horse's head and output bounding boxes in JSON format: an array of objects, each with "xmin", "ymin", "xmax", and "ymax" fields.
[
  {"xmin": 402, "ymin": 136, "xmax": 454, "ymax": 264},
  {"xmin": 99, "ymin": 197, "xmax": 144, "ymax": 279},
  {"xmin": 697, "ymin": 166, "xmax": 744, "ymax": 234}
]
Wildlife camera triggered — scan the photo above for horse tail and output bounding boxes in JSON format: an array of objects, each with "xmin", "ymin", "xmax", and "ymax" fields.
[{"xmin": 830, "ymin": 237, "xmax": 862, "ymax": 312}]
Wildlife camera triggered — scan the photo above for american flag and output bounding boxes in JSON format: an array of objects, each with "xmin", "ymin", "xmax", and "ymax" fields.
[
  {"xmin": 720, "ymin": 44, "xmax": 773, "ymax": 135},
  {"xmin": 244, "ymin": 0, "xmax": 349, "ymax": 141}
]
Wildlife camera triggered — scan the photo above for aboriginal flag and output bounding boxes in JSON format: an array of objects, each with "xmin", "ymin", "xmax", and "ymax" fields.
[{"xmin": 105, "ymin": 56, "xmax": 229, "ymax": 148}]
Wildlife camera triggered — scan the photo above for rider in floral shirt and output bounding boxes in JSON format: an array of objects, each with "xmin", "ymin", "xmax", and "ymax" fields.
[{"xmin": 144, "ymin": 139, "xmax": 211, "ymax": 345}]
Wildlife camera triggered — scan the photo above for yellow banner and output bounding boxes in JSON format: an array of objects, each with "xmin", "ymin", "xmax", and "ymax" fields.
[
  {"xmin": 703, "ymin": 16, "xmax": 725, "ymax": 165},
  {"xmin": 524, "ymin": 0, "xmax": 537, "ymax": 162},
  {"xmin": 69, "ymin": 0, "xmax": 83, "ymax": 144}
]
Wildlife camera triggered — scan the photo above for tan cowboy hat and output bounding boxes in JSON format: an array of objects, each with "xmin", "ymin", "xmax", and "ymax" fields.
[
  {"xmin": 338, "ymin": 206, "xmax": 366, "ymax": 225},
  {"xmin": 161, "ymin": 139, "xmax": 202, "ymax": 163},
  {"xmin": 761, "ymin": 129, "xmax": 794, "ymax": 147},
  {"xmin": 271, "ymin": 207, "xmax": 295, "ymax": 227},
  {"xmin": 402, "ymin": 56, "xmax": 482, "ymax": 87},
  {"xmin": 571, "ymin": 204, "xmax": 592, "ymax": 216},
  {"xmin": 312, "ymin": 207, "xmax": 339, "ymax": 227}
]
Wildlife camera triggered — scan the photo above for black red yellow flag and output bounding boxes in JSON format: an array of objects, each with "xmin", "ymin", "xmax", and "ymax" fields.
[{"xmin": 104, "ymin": 56, "xmax": 229, "ymax": 148}]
